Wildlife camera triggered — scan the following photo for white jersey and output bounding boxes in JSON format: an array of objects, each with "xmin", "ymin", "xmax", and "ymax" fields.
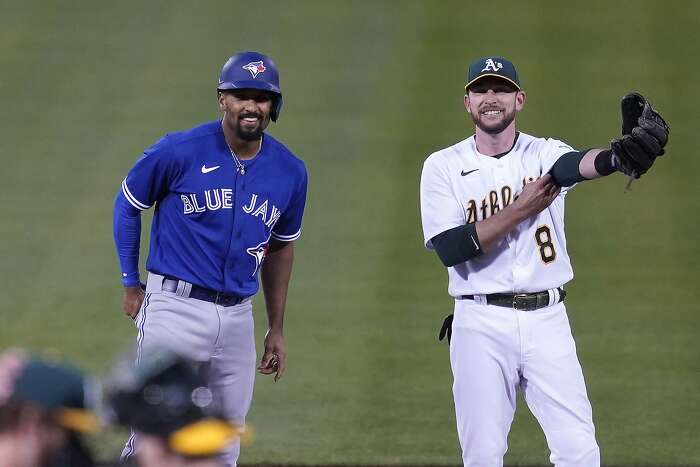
[{"xmin": 420, "ymin": 132, "xmax": 576, "ymax": 296}]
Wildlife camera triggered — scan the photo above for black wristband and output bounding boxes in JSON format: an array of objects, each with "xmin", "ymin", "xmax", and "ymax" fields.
[
  {"xmin": 430, "ymin": 223, "xmax": 482, "ymax": 267},
  {"xmin": 594, "ymin": 149, "xmax": 616, "ymax": 176}
]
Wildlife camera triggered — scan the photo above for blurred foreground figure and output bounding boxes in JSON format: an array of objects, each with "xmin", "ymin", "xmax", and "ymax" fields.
[
  {"xmin": 0, "ymin": 349, "xmax": 99, "ymax": 467},
  {"xmin": 105, "ymin": 350, "xmax": 240, "ymax": 467}
]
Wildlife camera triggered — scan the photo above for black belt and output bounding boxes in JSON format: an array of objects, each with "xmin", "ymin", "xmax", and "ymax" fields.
[
  {"xmin": 458, "ymin": 288, "xmax": 566, "ymax": 311},
  {"xmin": 162, "ymin": 276, "xmax": 248, "ymax": 307}
]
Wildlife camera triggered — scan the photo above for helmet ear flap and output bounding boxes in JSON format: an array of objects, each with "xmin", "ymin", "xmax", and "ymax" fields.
[{"xmin": 271, "ymin": 95, "xmax": 283, "ymax": 122}]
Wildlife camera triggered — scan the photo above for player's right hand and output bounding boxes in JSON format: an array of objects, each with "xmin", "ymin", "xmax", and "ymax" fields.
[
  {"xmin": 514, "ymin": 174, "xmax": 560, "ymax": 220},
  {"xmin": 258, "ymin": 329, "xmax": 286, "ymax": 382},
  {"xmin": 122, "ymin": 286, "xmax": 145, "ymax": 320}
]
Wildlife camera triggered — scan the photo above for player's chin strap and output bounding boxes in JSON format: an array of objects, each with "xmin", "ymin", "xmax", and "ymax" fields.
[{"xmin": 438, "ymin": 314, "xmax": 454, "ymax": 344}]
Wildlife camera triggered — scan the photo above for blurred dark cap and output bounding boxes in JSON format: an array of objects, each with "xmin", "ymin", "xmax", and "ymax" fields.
[{"xmin": 105, "ymin": 350, "xmax": 238, "ymax": 457}]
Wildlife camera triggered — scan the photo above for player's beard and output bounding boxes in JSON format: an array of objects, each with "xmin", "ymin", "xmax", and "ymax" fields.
[
  {"xmin": 471, "ymin": 106, "xmax": 516, "ymax": 135},
  {"xmin": 235, "ymin": 113, "xmax": 268, "ymax": 141}
]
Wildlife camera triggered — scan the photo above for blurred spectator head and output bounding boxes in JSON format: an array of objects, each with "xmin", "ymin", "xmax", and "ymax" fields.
[{"xmin": 0, "ymin": 348, "xmax": 99, "ymax": 467}]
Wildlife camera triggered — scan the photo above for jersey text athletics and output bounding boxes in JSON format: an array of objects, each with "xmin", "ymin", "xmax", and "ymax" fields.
[{"xmin": 464, "ymin": 176, "xmax": 537, "ymax": 223}]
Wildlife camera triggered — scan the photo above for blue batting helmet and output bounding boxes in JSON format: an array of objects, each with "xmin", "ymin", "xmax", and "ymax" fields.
[{"xmin": 217, "ymin": 51, "xmax": 283, "ymax": 121}]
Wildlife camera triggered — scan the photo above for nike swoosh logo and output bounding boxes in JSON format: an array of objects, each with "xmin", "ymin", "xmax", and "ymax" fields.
[
  {"xmin": 201, "ymin": 164, "xmax": 221, "ymax": 174},
  {"xmin": 461, "ymin": 169, "xmax": 479, "ymax": 176}
]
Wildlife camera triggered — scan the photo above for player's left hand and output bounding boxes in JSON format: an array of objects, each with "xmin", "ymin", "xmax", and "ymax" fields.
[{"xmin": 259, "ymin": 329, "xmax": 286, "ymax": 381}]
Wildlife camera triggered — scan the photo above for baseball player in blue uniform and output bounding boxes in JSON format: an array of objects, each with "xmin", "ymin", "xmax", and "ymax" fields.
[
  {"xmin": 113, "ymin": 51, "xmax": 308, "ymax": 467},
  {"xmin": 420, "ymin": 57, "xmax": 669, "ymax": 466}
]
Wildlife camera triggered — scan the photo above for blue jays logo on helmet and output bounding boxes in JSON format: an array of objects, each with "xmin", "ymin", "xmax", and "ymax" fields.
[
  {"xmin": 242, "ymin": 61, "xmax": 266, "ymax": 79},
  {"xmin": 217, "ymin": 51, "xmax": 283, "ymax": 121}
]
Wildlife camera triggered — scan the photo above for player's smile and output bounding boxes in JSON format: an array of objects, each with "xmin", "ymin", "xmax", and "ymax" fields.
[
  {"xmin": 481, "ymin": 107, "xmax": 504, "ymax": 117},
  {"xmin": 471, "ymin": 102, "xmax": 515, "ymax": 134},
  {"xmin": 240, "ymin": 112, "xmax": 262, "ymax": 128}
]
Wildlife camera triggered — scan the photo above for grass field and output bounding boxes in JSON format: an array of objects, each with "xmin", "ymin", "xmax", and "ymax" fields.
[{"xmin": 1, "ymin": 1, "xmax": 698, "ymax": 465}]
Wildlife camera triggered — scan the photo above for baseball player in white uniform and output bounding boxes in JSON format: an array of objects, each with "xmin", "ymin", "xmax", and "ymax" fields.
[{"xmin": 420, "ymin": 56, "xmax": 669, "ymax": 466}]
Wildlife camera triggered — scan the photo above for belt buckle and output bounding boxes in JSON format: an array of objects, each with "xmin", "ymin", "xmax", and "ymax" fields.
[
  {"xmin": 512, "ymin": 294, "xmax": 531, "ymax": 311},
  {"xmin": 215, "ymin": 292, "xmax": 240, "ymax": 306}
]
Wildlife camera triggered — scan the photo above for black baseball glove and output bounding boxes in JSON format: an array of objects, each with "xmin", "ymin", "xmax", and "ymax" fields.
[{"xmin": 610, "ymin": 92, "xmax": 670, "ymax": 178}]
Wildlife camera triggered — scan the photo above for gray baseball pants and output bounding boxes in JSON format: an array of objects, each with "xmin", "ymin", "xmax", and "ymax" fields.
[{"xmin": 121, "ymin": 272, "xmax": 256, "ymax": 467}]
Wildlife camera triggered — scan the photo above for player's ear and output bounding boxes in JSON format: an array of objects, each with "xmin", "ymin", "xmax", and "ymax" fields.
[
  {"xmin": 515, "ymin": 90, "xmax": 526, "ymax": 111},
  {"xmin": 217, "ymin": 92, "xmax": 226, "ymax": 111},
  {"xmin": 464, "ymin": 94, "xmax": 471, "ymax": 113}
]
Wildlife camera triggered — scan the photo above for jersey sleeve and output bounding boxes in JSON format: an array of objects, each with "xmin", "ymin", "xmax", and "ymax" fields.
[
  {"xmin": 539, "ymin": 138, "xmax": 575, "ymax": 174},
  {"xmin": 113, "ymin": 191, "xmax": 143, "ymax": 286},
  {"xmin": 121, "ymin": 135, "xmax": 176, "ymax": 211},
  {"xmin": 420, "ymin": 155, "xmax": 466, "ymax": 249},
  {"xmin": 271, "ymin": 166, "xmax": 308, "ymax": 242},
  {"xmin": 539, "ymin": 138, "xmax": 577, "ymax": 192}
]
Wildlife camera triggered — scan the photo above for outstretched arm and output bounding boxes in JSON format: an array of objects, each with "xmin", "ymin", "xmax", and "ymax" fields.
[
  {"xmin": 549, "ymin": 149, "xmax": 617, "ymax": 187},
  {"xmin": 259, "ymin": 239, "xmax": 295, "ymax": 381},
  {"xmin": 551, "ymin": 93, "xmax": 670, "ymax": 187}
]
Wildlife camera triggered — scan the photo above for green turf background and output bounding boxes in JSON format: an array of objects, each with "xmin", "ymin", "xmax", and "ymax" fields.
[{"xmin": 1, "ymin": 1, "xmax": 698, "ymax": 465}]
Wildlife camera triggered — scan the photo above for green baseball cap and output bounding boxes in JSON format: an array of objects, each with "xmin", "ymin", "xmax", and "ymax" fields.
[
  {"xmin": 10, "ymin": 355, "xmax": 100, "ymax": 433},
  {"xmin": 465, "ymin": 56, "xmax": 520, "ymax": 91}
]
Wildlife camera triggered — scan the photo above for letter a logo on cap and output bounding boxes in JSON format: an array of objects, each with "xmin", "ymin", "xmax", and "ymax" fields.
[
  {"xmin": 242, "ymin": 61, "xmax": 266, "ymax": 78},
  {"xmin": 481, "ymin": 59, "xmax": 503, "ymax": 73}
]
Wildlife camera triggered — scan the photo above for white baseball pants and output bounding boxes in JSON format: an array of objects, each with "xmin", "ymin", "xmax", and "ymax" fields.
[
  {"xmin": 122, "ymin": 273, "xmax": 256, "ymax": 467},
  {"xmin": 450, "ymin": 299, "xmax": 599, "ymax": 467}
]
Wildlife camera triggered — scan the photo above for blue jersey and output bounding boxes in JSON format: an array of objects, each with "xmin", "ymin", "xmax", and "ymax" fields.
[{"xmin": 115, "ymin": 120, "xmax": 307, "ymax": 296}]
